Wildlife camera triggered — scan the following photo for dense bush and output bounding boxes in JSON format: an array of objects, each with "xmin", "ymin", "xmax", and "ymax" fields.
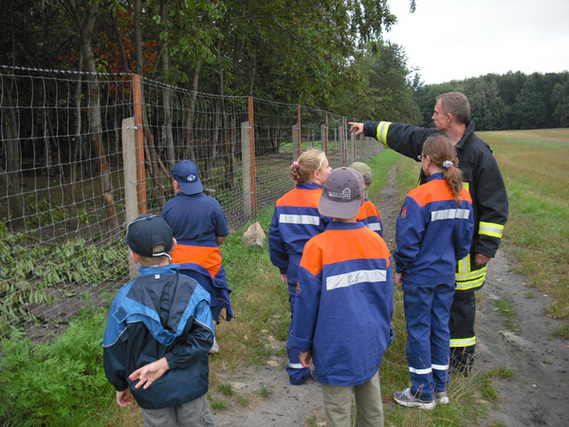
[{"xmin": 0, "ymin": 306, "xmax": 114, "ymax": 425}]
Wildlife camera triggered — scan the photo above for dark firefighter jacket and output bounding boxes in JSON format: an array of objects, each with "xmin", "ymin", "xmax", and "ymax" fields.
[{"xmin": 363, "ymin": 120, "xmax": 508, "ymax": 292}]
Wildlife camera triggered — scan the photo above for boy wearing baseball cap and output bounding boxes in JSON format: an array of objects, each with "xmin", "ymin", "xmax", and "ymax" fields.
[
  {"xmin": 289, "ymin": 167, "xmax": 394, "ymax": 426},
  {"xmin": 162, "ymin": 160, "xmax": 233, "ymax": 354},
  {"xmin": 103, "ymin": 215, "xmax": 215, "ymax": 426}
]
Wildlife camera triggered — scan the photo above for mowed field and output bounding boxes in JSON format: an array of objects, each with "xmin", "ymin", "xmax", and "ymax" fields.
[{"xmin": 479, "ymin": 128, "xmax": 569, "ymax": 322}]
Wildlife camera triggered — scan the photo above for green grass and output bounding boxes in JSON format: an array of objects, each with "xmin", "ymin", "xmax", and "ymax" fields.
[{"xmin": 480, "ymin": 129, "xmax": 569, "ymax": 323}]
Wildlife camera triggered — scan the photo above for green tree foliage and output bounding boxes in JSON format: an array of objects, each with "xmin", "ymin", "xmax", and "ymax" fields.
[
  {"xmin": 337, "ymin": 41, "xmax": 420, "ymax": 123},
  {"xmin": 413, "ymin": 71, "xmax": 569, "ymax": 130},
  {"xmin": 0, "ymin": 0, "xmax": 411, "ymax": 111},
  {"xmin": 551, "ymin": 74, "xmax": 569, "ymax": 127}
]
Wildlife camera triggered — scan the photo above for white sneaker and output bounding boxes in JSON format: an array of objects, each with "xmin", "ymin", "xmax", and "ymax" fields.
[
  {"xmin": 208, "ymin": 337, "xmax": 219, "ymax": 354},
  {"xmin": 435, "ymin": 391, "xmax": 449, "ymax": 404},
  {"xmin": 393, "ymin": 388, "xmax": 436, "ymax": 410}
]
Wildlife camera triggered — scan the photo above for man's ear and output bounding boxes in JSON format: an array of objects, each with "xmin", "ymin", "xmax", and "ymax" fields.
[
  {"xmin": 171, "ymin": 237, "xmax": 177, "ymax": 252},
  {"xmin": 173, "ymin": 180, "xmax": 180, "ymax": 192}
]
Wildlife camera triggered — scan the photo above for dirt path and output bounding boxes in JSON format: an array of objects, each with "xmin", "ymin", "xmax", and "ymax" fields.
[{"xmin": 212, "ymin": 166, "xmax": 569, "ymax": 426}]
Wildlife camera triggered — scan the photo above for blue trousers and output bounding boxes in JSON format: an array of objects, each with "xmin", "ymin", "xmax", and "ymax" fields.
[
  {"xmin": 402, "ymin": 280, "xmax": 454, "ymax": 400},
  {"xmin": 286, "ymin": 282, "xmax": 310, "ymax": 385}
]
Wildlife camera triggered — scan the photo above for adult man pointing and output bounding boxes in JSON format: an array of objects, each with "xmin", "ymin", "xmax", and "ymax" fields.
[{"xmin": 350, "ymin": 91, "xmax": 508, "ymax": 375}]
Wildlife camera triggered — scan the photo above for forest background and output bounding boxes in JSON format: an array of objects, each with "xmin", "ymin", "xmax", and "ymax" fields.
[{"xmin": 1, "ymin": 0, "xmax": 568, "ymax": 130}]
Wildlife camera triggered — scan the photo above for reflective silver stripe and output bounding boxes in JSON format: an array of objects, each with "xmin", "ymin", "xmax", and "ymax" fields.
[
  {"xmin": 456, "ymin": 265, "xmax": 487, "ymax": 281},
  {"xmin": 479, "ymin": 221, "xmax": 504, "ymax": 238},
  {"xmin": 287, "ymin": 362, "xmax": 304, "ymax": 369},
  {"xmin": 431, "ymin": 208, "xmax": 470, "ymax": 222},
  {"xmin": 326, "ymin": 269, "xmax": 387, "ymax": 291},
  {"xmin": 457, "ymin": 254, "xmax": 470, "ymax": 274},
  {"xmin": 377, "ymin": 121, "xmax": 391, "ymax": 145},
  {"xmin": 450, "ymin": 337, "xmax": 476, "ymax": 347},
  {"xmin": 456, "ymin": 276, "xmax": 485, "ymax": 290},
  {"xmin": 432, "ymin": 363, "xmax": 449, "ymax": 371},
  {"xmin": 456, "ymin": 265, "xmax": 487, "ymax": 290},
  {"xmin": 279, "ymin": 214, "xmax": 320, "ymax": 225},
  {"xmin": 366, "ymin": 223, "xmax": 382, "ymax": 231},
  {"xmin": 409, "ymin": 366, "xmax": 432, "ymax": 375}
]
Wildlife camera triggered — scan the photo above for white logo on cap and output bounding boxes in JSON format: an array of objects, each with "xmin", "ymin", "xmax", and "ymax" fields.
[
  {"xmin": 329, "ymin": 188, "xmax": 351, "ymax": 200},
  {"xmin": 186, "ymin": 174, "xmax": 197, "ymax": 182}
]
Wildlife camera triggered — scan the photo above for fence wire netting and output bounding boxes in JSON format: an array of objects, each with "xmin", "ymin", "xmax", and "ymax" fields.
[{"xmin": 0, "ymin": 66, "xmax": 381, "ymax": 340}]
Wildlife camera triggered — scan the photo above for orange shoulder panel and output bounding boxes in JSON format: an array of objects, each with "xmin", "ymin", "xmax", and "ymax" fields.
[
  {"xmin": 300, "ymin": 228, "xmax": 390, "ymax": 276},
  {"xmin": 277, "ymin": 187, "xmax": 322, "ymax": 208}
]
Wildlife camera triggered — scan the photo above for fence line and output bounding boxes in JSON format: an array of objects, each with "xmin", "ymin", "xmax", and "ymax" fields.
[{"xmin": 0, "ymin": 66, "xmax": 381, "ymax": 340}]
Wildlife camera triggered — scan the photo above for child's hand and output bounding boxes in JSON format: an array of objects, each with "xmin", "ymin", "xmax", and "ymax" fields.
[
  {"xmin": 394, "ymin": 272, "xmax": 403, "ymax": 286},
  {"xmin": 129, "ymin": 357, "xmax": 170, "ymax": 389},
  {"xmin": 299, "ymin": 351, "xmax": 313, "ymax": 367},
  {"xmin": 116, "ymin": 388, "xmax": 133, "ymax": 407}
]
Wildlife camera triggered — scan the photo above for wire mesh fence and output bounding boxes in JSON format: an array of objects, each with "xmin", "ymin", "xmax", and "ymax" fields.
[{"xmin": 0, "ymin": 65, "xmax": 381, "ymax": 341}]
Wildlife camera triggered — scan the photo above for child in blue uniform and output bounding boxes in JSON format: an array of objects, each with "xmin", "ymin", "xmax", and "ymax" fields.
[
  {"xmin": 290, "ymin": 167, "xmax": 394, "ymax": 426},
  {"xmin": 103, "ymin": 215, "xmax": 215, "ymax": 426},
  {"xmin": 162, "ymin": 160, "xmax": 233, "ymax": 354},
  {"xmin": 393, "ymin": 133, "xmax": 474, "ymax": 409},
  {"xmin": 269, "ymin": 149, "xmax": 332, "ymax": 385},
  {"xmin": 349, "ymin": 161, "xmax": 383, "ymax": 237}
]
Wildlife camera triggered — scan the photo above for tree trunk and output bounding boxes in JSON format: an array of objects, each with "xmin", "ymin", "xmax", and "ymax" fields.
[
  {"xmin": 134, "ymin": 0, "xmax": 165, "ymax": 206},
  {"xmin": 184, "ymin": 56, "xmax": 202, "ymax": 160},
  {"xmin": 2, "ymin": 92, "xmax": 24, "ymax": 226},
  {"xmin": 80, "ymin": 2, "xmax": 118, "ymax": 228},
  {"xmin": 161, "ymin": 0, "xmax": 175, "ymax": 171}
]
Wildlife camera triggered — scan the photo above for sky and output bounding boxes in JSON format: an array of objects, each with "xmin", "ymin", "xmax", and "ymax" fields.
[{"xmin": 384, "ymin": 0, "xmax": 569, "ymax": 84}]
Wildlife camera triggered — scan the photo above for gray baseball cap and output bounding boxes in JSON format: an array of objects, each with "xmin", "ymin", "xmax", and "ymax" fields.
[{"xmin": 318, "ymin": 167, "xmax": 365, "ymax": 219}]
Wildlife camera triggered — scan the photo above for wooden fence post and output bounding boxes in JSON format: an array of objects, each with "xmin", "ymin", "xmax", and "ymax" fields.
[{"xmin": 132, "ymin": 74, "xmax": 147, "ymax": 214}]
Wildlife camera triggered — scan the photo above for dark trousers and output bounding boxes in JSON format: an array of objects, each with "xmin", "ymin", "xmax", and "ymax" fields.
[{"xmin": 449, "ymin": 290, "xmax": 476, "ymax": 373}]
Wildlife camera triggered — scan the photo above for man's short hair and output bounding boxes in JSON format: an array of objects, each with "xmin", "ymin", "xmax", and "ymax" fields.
[{"xmin": 437, "ymin": 92, "xmax": 470, "ymax": 124}]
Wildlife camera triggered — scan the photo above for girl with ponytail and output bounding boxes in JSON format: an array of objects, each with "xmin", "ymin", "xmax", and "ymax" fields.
[
  {"xmin": 269, "ymin": 149, "xmax": 332, "ymax": 385},
  {"xmin": 392, "ymin": 133, "xmax": 474, "ymax": 409}
]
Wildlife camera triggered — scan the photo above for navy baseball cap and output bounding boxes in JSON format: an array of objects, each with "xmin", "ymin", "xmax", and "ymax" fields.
[
  {"xmin": 172, "ymin": 160, "xmax": 204, "ymax": 195},
  {"xmin": 125, "ymin": 215, "xmax": 173, "ymax": 258},
  {"xmin": 318, "ymin": 167, "xmax": 365, "ymax": 219}
]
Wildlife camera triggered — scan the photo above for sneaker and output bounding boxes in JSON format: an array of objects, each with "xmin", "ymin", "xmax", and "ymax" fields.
[
  {"xmin": 435, "ymin": 391, "xmax": 449, "ymax": 405},
  {"xmin": 393, "ymin": 388, "xmax": 436, "ymax": 410},
  {"xmin": 208, "ymin": 337, "xmax": 219, "ymax": 354}
]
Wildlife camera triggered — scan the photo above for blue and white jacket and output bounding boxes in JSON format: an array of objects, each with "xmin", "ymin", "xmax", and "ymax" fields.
[
  {"xmin": 269, "ymin": 182, "xmax": 331, "ymax": 284},
  {"xmin": 393, "ymin": 173, "xmax": 474, "ymax": 285},
  {"xmin": 289, "ymin": 222, "xmax": 394, "ymax": 387},
  {"xmin": 103, "ymin": 264, "xmax": 214, "ymax": 409}
]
